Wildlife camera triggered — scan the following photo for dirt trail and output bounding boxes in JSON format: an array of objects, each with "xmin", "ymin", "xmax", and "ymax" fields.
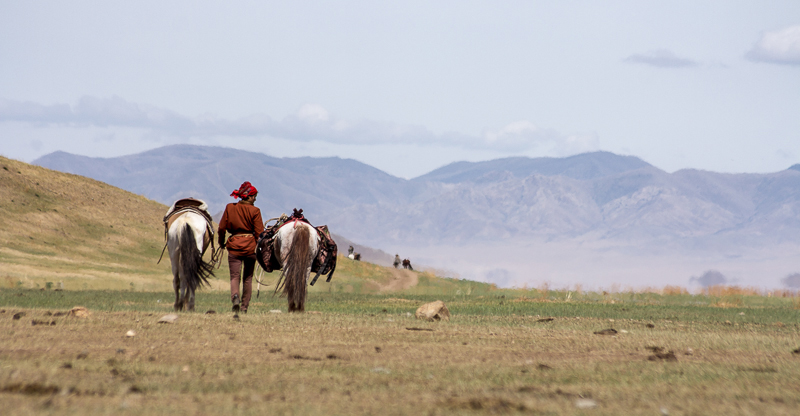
[{"xmin": 379, "ymin": 268, "xmax": 419, "ymax": 292}]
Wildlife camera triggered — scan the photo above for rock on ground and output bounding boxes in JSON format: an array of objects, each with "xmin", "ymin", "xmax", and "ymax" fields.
[
  {"xmin": 415, "ymin": 301, "xmax": 450, "ymax": 322},
  {"xmin": 69, "ymin": 306, "xmax": 90, "ymax": 318},
  {"xmin": 158, "ymin": 314, "xmax": 179, "ymax": 324}
]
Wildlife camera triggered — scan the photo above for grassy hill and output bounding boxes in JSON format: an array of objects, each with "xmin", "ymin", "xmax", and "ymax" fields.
[
  {"xmin": 0, "ymin": 155, "xmax": 497, "ymax": 296},
  {"xmin": 0, "ymin": 155, "xmax": 178, "ymax": 291}
]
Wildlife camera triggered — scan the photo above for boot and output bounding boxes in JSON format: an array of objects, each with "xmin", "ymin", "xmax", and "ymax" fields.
[{"xmin": 232, "ymin": 294, "xmax": 240, "ymax": 313}]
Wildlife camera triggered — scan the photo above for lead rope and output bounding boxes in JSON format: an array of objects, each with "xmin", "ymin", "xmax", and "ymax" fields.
[
  {"xmin": 156, "ymin": 223, "xmax": 169, "ymax": 264},
  {"xmin": 255, "ymin": 265, "xmax": 266, "ymax": 298},
  {"xmin": 156, "ymin": 241, "xmax": 168, "ymax": 264}
]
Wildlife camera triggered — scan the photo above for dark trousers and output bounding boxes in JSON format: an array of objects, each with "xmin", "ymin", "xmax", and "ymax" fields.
[{"xmin": 228, "ymin": 253, "xmax": 256, "ymax": 311}]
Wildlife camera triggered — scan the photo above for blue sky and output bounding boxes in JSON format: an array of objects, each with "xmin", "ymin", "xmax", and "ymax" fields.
[{"xmin": 1, "ymin": 1, "xmax": 798, "ymax": 178}]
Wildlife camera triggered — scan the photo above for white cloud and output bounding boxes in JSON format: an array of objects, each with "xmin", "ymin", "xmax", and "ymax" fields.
[
  {"xmin": 0, "ymin": 96, "xmax": 596, "ymax": 156},
  {"xmin": 296, "ymin": 104, "xmax": 330, "ymax": 123},
  {"xmin": 746, "ymin": 25, "xmax": 800, "ymax": 66},
  {"xmin": 623, "ymin": 49, "xmax": 698, "ymax": 68},
  {"xmin": 0, "ymin": 96, "xmax": 195, "ymax": 131},
  {"xmin": 480, "ymin": 122, "xmax": 599, "ymax": 155}
]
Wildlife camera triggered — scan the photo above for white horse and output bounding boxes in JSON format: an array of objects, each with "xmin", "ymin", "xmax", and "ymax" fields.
[
  {"xmin": 167, "ymin": 210, "xmax": 214, "ymax": 311},
  {"xmin": 274, "ymin": 221, "xmax": 319, "ymax": 312}
]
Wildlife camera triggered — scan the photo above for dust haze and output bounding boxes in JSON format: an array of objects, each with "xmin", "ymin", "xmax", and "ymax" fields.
[{"xmin": 386, "ymin": 239, "xmax": 800, "ymax": 291}]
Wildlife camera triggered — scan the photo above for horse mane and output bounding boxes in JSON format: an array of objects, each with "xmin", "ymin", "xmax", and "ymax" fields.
[
  {"xmin": 179, "ymin": 224, "xmax": 213, "ymax": 292},
  {"xmin": 279, "ymin": 224, "xmax": 311, "ymax": 312}
]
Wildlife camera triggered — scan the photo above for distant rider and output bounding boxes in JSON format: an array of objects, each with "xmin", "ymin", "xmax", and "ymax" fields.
[
  {"xmin": 394, "ymin": 254, "xmax": 401, "ymax": 269},
  {"xmin": 218, "ymin": 181, "xmax": 264, "ymax": 313}
]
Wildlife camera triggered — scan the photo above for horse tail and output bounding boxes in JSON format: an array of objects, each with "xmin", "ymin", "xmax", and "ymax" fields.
[
  {"xmin": 179, "ymin": 224, "xmax": 213, "ymax": 292},
  {"xmin": 282, "ymin": 225, "xmax": 311, "ymax": 312}
]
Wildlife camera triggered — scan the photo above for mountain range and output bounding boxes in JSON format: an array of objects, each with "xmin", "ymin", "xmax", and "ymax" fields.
[
  {"xmin": 34, "ymin": 145, "xmax": 800, "ymax": 288},
  {"xmin": 35, "ymin": 145, "xmax": 800, "ymax": 246}
]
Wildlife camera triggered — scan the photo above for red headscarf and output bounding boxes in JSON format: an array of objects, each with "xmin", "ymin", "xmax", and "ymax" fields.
[{"xmin": 230, "ymin": 181, "xmax": 258, "ymax": 199}]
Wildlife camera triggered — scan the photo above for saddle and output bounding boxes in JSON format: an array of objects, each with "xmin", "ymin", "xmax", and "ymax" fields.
[
  {"xmin": 256, "ymin": 208, "xmax": 338, "ymax": 285},
  {"xmin": 164, "ymin": 198, "xmax": 214, "ymax": 225}
]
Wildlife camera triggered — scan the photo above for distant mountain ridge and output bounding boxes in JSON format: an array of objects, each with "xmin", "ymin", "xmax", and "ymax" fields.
[
  {"xmin": 36, "ymin": 144, "xmax": 414, "ymax": 218},
  {"xmin": 34, "ymin": 145, "xmax": 800, "ymax": 250},
  {"xmin": 414, "ymin": 151, "xmax": 652, "ymax": 183}
]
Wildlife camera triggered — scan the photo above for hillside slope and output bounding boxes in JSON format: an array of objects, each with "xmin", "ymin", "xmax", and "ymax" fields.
[{"xmin": 0, "ymin": 155, "xmax": 185, "ymax": 290}]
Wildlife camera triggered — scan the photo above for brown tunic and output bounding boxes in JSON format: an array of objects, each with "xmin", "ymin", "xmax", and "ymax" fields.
[{"xmin": 217, "ymin": 201, "xmax": 265, "ymax": 257}]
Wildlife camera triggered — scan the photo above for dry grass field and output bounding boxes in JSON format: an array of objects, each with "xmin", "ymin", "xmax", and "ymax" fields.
[
  {"xmin": 3, "ymin": 156, "xmax": 800, "ymax": 415},
  {"xmin": 2, "ymin": 289, "xmax": 800, "ymax": 416}
]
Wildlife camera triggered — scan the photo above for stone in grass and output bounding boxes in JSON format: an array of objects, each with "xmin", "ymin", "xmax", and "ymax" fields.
[
  {"xmin": 593, "ymin": 328, "xmax": 618, "ymax": 336},
  {"xmin": 415, "ymin": 301, "xmax": 450, "ymax": 322},
  {"xmin": 648, "ymin": 351, "xmax": 678, "ymax": 362},
  {"xmin": 575, "ymin": 399, "xmax": 597, "ymax": 409},
  {"xmin": 69, "ymin": 306, "xmax": 90, "ymax": 318},
  {"xmin": 126, "ymin": 330, "xmax": 136, "ymax": 337},
  {"xmin": 157, "ymin": 314, "xmax": 179, "ymax": 324}
]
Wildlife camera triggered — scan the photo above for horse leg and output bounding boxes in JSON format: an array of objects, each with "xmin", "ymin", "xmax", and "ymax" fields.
[
  {"xmin": 298, "ymin": 263, "xmax": 313, "ymax": 311},
  {"xmin": 187, "ymin": 288, "xmax": 195, "ymax": 312},
  {"xmin": 172, "ymin": 261, "xmax": 182, "ymax": 311},
  {"xmin": 179, "ymin": 278, "xmax": 189, "ymax": 312}
]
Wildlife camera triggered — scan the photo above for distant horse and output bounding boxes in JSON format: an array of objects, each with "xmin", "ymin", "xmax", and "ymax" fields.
[
  {"xmin": 164, "ymin": 199, "xmax": 216, "ymax": 311},
  {"xmin": 347, "ymin": 246, "xmax": 361, "ymax": 261},
  {"xmin": 274, "ymin": 220, "xmax": 320, "ymax": 312},
  {"xmin": 402, "ymin": 259, "xmax": 413, "ymax": 271}
]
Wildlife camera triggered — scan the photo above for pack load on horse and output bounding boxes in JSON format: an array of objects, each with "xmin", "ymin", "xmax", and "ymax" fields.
[
  {"xmin": 256, "ymin": 208, "xmax": 338, "ymax": 312},
  {"xmin": 402, "ymin": 259, "xmax": 413, "ymax": 270},
  {"xmin": 159, "ymin": 198, "xmax": 222, "ymax": 311}
]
